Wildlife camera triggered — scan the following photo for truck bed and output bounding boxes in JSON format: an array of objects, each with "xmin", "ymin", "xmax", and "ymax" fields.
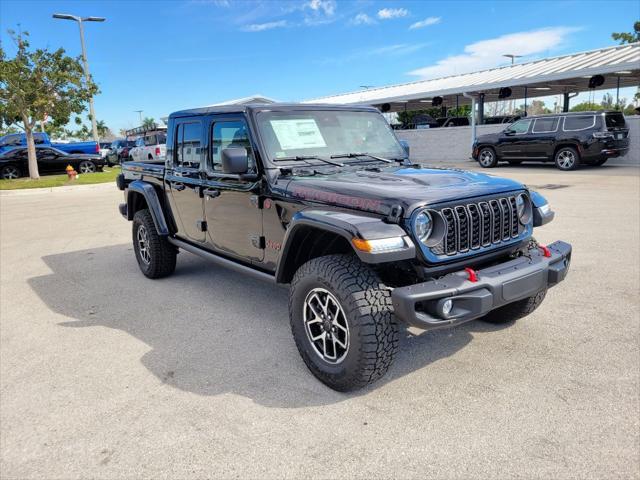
[{"xmin": 121, "ymin": 160, "xmax": 165, "ymax": 181}]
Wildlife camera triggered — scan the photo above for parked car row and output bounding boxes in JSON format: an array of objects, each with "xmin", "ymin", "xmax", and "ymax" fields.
[
  {"xmin": 0, "ymin": 146, "xmax": 106, "ymax": 179},
  {"xmin": 393, "ymin": 114, "xmax": 521, "ymax": 130},
  {"xmin": 472, "ymin": 111, "xmax": 630, "ymax": 170},
  {"xmin": 0, "ymin": 132, "xmax": 99, "ymax": 155},
  {"xmin": 103, "ymin": 132, "xmax": 167, "ymax": 166}
]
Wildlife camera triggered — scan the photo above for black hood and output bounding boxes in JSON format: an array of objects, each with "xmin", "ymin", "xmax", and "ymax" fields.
[{"xmin": 281, "ymin": 165, "xmax": 525, "ymax": 217}]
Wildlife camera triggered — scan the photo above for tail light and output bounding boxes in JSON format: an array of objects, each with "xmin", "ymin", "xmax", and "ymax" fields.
[
  {"xmin": 95, "ymin": 143, "xmax": 99, "ymax": 153},
  {"xmin": 155, "ymin": 147, "xmax": 161, "ymax": 156},
  {"xmin": 593, "ymin": 131, "xmax": 614, "ymax": 139}
]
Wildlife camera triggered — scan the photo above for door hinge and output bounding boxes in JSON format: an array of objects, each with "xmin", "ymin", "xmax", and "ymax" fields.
[
  {"xmin": 250, "ymin": 235, "xmax": 265, "ymax": 249},
  {"xmin": 197, "ymin": 220, "xmax": 207, "ymax": 232}
]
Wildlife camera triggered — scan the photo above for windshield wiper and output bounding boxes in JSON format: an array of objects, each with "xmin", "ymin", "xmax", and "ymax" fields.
[
  {"xmin": 274, "ymin": 155, "xmax": 344, "ymax": 167},
  {"xmin": 330, "ymin": 152, "xmax": 400, "ymax": 163}
]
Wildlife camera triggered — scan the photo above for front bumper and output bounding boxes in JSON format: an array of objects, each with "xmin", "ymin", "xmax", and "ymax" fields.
[{"xmin": 391, "ymin": 240, "xmax": 571, "ymax": 329}]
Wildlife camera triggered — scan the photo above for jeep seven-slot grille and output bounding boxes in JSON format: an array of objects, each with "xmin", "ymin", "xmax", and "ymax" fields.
[{"xmin": 433, "ymin": 195, "xmax": 522, "ymax": 256}]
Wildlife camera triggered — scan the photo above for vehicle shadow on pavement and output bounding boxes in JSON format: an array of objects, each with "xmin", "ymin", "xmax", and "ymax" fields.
[{"xmin": 29, "ymin": 244, "xmax": 508, "ymax": 407}]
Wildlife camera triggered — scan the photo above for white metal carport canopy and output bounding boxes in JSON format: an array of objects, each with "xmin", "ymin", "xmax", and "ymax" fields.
[{"xmin": 304, "ymin": 43, "xmax": 640, "ymax": 111}]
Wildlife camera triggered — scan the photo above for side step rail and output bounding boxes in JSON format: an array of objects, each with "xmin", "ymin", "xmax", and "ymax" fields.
[{"xmin": 168, "ymin": 237, "xmax": 278, "ymax": 284}]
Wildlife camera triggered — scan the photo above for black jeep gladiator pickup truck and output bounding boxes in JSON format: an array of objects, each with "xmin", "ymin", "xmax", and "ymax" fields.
[{"xmin": 118, "ymin": 103, "xmax": 571, "ymax": 391}]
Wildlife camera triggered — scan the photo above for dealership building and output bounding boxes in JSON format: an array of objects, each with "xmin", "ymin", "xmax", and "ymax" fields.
[{"xmin": 306, "ymin": 42, "xmax": 640, "ymax": 164}]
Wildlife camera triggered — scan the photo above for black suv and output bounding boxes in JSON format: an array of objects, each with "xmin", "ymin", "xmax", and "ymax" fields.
[{"xmin": 472, "ymin": 111, "xmax": 630, "ymax": 170}]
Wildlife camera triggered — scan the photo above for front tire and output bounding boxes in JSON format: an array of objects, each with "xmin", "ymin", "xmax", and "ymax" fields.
[
  {"xmin": 478, "ymin": 147, "xmax": 498, "ymax": 168},
  {"xmin": 1, "ymin": 164, "xmax": 21, "ymax": 179},
  {"xmin": 289, "ymin": 254, "xmax": 399, "ymax": 391},
  {"xmin": 480, "ymin": 289, "xmax": 547, "ymax": 324},
  {"xmin": 132, "ymin": 209, "xmax": 177, "ymax": 279},
  {"xmin": 554, "ymin": 147, "xmax": 579, "ymax": 171}
]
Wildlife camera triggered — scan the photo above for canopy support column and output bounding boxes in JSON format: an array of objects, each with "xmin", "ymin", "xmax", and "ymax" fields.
[
  {"xmin": 478, "ymin": 93, "xmax": 485, "ymax": 125},
  {"xmin": 463, "ymin": 92, "xmax": 477, "ymax": 148}
]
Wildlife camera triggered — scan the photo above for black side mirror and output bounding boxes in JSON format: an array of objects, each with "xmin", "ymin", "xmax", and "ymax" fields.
[
  {"xmin": 221, "ymin": 148, "xmax": 249, "ymax": 174},
  {"xmin": 503, "ymin": 129, "xmax": 515, "ymax": 135}
]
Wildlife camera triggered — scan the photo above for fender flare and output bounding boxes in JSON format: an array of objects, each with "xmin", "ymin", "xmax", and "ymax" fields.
[
  {"xmin": 274, "ymin": 209, "xmax": 415, "ymax": 283},
  {"xmin": 530, "ymin": 190, "xmax": 555, "ymax": 227},
  {"xmin": 126, "ymin": 180, "xmax": 170, "ymax": 235}
]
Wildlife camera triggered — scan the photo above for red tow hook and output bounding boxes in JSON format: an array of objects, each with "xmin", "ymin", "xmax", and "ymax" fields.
[
  {"xmin": 464, "ymin": 267, "xmax": 478, "ymax": 282},
  {"xmin": 539, "ymin": 245, "xmax": 552, "ymax": 258}
]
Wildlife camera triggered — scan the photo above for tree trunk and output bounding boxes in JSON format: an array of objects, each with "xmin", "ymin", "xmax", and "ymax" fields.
[{"xmin": 25, "ymin": 127, "xmax": 40, "ymax": 180}]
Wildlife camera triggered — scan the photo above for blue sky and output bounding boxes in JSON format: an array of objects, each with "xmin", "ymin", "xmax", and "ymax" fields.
[{"xmin": 1, "ymin": 0, "xmax": 637, "ymax": 133}]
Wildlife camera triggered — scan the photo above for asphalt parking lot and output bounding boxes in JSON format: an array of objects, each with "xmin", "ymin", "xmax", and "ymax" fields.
[{"xmin": 1, "ymin": 163, "xmax": 639, "ymax": 479}]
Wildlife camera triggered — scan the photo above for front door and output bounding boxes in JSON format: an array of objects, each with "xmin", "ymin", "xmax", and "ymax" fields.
[
  {"xmin": 166, "ymin": 121, "xmax": 206, "ymax": 243},
  {"xmin": 36, "ymin": 148, "xmax": 65, "ymax": 173},
  {"xmin": 202, "ymin": 117, "xmax": 264, "ymax": 262},
  {"xmin": 498, "ymin": 118, "xmax": 533, "ymax": 158}
]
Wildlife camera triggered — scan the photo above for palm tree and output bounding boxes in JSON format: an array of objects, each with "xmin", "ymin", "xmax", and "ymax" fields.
[
  {"xmin": 142, "ymin": 117, "xmax": 157, "ymax": 130},
  {"xmin": 96, "ymin": 120, "xmax": 109, "ymax": 138}
]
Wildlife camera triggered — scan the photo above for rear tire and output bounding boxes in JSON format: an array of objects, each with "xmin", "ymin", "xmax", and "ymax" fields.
[
  {"xmin": 132, "ymin": 209, "xmax": 177, "ymax": 279},
  {"xmin": 289, "ymin": 254, "xmax": 399, "ymax": 391},
  {"xmin": 78, "ymin": 160, "xmax": 97, "ymax": 174},
  {"xmin": 478, "ymin": 147, "xmax": 498, "ymax": 168},
  {"xmin": 480, "ymin": 289, "xmax": 547, "ymax": 324},
  {"xmin": 554, "ymin": 147, "xmax": 579, "ymax": 171}
]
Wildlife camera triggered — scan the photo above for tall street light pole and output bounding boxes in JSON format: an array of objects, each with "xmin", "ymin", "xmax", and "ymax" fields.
[
  {"xmin": 134, "ymin": 110, "xmax": 143, "ymax": 125},
  {"xmin": 53, "ymin": 13, "xmax": 105, "ymax": 143},
  {"xmin": 502, "ymin": 54, "xmax": 522, "ymax": 114}
]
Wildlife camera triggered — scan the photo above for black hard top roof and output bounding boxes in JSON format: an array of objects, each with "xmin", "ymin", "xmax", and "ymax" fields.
[{"xmin": 169, "ymin": 102, "xmax": 380, "ymax": 119}]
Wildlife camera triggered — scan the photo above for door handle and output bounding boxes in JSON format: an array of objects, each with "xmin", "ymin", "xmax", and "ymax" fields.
[
  {"xmin": 173, "ymin": 183, "xmax": 186, "ymax": 191},
  {"xmin": 203, "ymin": 188, "xmax": 220, "ymax": 198}
]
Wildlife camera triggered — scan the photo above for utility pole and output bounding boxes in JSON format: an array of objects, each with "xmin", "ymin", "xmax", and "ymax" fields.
[{"xmin": 53, "ymin": 13, "xmax": 105, "ymax": 143}]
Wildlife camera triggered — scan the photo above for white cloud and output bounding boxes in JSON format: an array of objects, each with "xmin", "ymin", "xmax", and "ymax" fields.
[
  {"xmin": 370, "ymin": 43, "xmax": 428, "ymax": 56},
  {"xmin": 307, "ymin": 0, "xmax": 336, "ymax": 16},
  {"xmin": 350, "ymin": 13, "xmax": 376, "ymax": 25},
  {"xmin": 242, "ymin": 20, "xmax": 287, "ymax": 32},
  {"xmin": 303, "ymin": 0, "xmax": 337, "ymax": 25},
  {"xmin": 377, "ymin": 8, "xmax": 409, "ymax": 19},
  {"xmin": 409, "ymin": 16, "xmax": 441, "ymax": 29},
  {"xmin": 408, "ymin": 27, "xmax": 579, "ymax": 79}
]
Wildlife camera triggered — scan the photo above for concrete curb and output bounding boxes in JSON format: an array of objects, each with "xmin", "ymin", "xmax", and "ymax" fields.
[{"xmin": 0, "ymin": 181, "xmax": 117, "ymax": 197}]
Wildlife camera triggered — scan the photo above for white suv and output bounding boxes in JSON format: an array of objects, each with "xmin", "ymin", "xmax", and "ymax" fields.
[{"xmin": 129, "ymin": 132, "xmax": 167, "ymax": 162}]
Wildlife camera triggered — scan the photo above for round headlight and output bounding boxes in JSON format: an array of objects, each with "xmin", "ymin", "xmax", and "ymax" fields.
[
  {"xmin": 516, "ymin": 193, "xmax": 531, "ymax": 224},
  {"xmin": 415, "ymin": 211, "xmax": 433, "ymax": 243}
]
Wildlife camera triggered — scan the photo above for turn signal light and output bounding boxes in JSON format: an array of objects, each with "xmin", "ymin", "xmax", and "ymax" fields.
[{"xmin": 352, "ymin": 236, "xmax": 408, "ymax": 254}]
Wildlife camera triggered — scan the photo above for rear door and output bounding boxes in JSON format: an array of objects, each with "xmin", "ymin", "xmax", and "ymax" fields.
[
  {"xmin": 166, "ymin": 121, "xmax": 206, "ymax": 243},
  {"xmin": 529, "ymin": 116, "xmax": 559, "ymax": 159},
  {"xmin": 202, "ymin": 116, "xmax": 264, "ymax": 262}
]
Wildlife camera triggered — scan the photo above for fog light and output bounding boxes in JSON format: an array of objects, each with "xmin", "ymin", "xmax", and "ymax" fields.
[{"xmin": 442, "ymin": 299, "xmax": 453, "ymax": 316}]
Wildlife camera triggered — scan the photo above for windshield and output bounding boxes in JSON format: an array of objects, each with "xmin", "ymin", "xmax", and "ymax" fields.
[
  {"xmin": 255, "ymin": 110, "xmax": 406, "ymax": 163},
  {"xmin": 605, "ymin": 112, "xmax": 626, "ymax": 128}
]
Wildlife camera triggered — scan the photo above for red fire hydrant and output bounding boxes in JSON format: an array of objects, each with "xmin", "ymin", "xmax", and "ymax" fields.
[{"xmin": 66, "ymin": 164, "xmax": 77, "ymax": 180}]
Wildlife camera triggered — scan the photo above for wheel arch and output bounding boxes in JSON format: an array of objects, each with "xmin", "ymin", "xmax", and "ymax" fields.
[
  {"xmin": 553, "ymin": 143, "xmax": 581, "ymax": 158},
  {"xmin": 126, "ymin": 180, "xmax": 170, "ymax": 235},
  {"xmin": 275, "ymin": 209, "xmax": 415, "ymax": 284}
]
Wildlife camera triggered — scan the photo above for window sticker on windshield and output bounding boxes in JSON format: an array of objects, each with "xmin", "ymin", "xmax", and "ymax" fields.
[{"xmin": 270, "ymin": 119, "xmax": 327, "ymax": 150}]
